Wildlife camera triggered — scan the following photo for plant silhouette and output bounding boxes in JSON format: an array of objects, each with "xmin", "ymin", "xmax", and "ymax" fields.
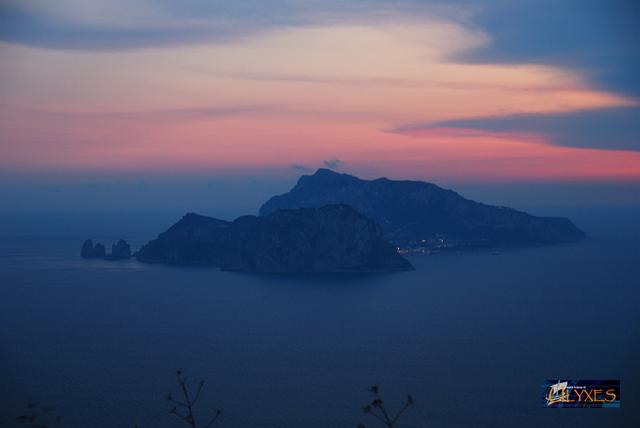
[
  {"xmin": 16, "ymin": 399, "xmax": 62, "ymax": 428},
  {"xmin": 358, "ymin": 385, "xmax": 413, "ymax": 428},
  {"xmin": 167, "ymin": 368, "xmax": 222, "ymax": 428},
  {"xmin": 15, "ymin": 375, "xmax": 414, "ymax": 427}
]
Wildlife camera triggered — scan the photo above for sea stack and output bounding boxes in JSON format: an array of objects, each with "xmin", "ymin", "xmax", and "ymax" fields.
[
  {"xmin": 106, "ymin": 239, "xmax": 132, "ymax": 260},
  {"xmin": 80, "ymin": 239, "xmax": 107, "ymax": 258}
]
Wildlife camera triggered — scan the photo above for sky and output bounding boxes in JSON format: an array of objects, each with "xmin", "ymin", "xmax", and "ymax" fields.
[{"xmin": 1, "ymin": 0, "xmax": 639, "ymax": 217}]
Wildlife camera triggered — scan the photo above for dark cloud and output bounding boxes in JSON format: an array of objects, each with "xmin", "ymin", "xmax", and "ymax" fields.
[
  {"xmin": 0, "ymin": 1, "xmax": 296, "ymax": 50},
  {"xmin": 323, "ymin": 159, "xmax": 343, "ymax": 169},
  {"xmin": 393, "ymin": 106, "xmax": 640, "ymax": 151},
  {"xmin": 0, "ymin": 0, "xmax": 449, "ymax": 51},
  {"xmin": 456, "ymin": 0, "xmax": 640, "ymax": 97}
]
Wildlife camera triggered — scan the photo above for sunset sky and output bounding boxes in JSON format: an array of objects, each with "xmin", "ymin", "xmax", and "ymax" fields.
[{"xmin": 1, "ymin": 0, "xmax": 639, "ymax": 216}]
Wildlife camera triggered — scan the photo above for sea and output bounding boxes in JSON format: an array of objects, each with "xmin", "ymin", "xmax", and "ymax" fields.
[{"xmin": 1, "ymin": 209, "xmax": 639, "ymax": 428}]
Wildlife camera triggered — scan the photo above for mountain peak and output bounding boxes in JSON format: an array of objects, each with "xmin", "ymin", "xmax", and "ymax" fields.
[
  {"xmin": 260, "ymin": 170, "xmax": 585, "ymax": 247},
  {"xmin": 298, "ymin": 168, "xmax": 360, "ymax": 187},
  {"xmin": 309, "ymin": 168, "xmax": 354, "ymax": 178},
  {"xmin": 312, "ymin": 167, "xmax": 339, "ymax": 176}
]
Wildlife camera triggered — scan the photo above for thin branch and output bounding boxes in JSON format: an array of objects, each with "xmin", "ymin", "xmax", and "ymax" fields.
[
  {"xmin": 391, "ymin": 402, "xmax": 410, "ymax": 424},
  {"xmin": 168, "ymin": 369, "xmax": 222, "ymax": 428},
  {"xmin": 359, "ymin": 385, "xmax": 413, "ymax": 428},
  {"xmin": 192, "ymin": 381, "xmax": 205, "ymax": 406},
  {"xmin": 204, "ymin": 410, "xmax": 222, "ymax": 428}
]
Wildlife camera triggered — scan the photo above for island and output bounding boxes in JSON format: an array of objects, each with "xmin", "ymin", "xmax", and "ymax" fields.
[
  {"xmin": 81, "ymin": 239, "xmax": 131, "ymax": 260},
  {"xmin": 136, "ymin": 204, "xmax": 414, "ymax": 273},
  {"xmin": 81, "ymin": 239, "xmax": 106, "ymax": 258},
  {"xmin": 260, "ymin": 169, "xmax": 586, "ymax": 250},
  {"xmin": 84, "ymin": 169, "xmax": 587, "ymax": 272}
]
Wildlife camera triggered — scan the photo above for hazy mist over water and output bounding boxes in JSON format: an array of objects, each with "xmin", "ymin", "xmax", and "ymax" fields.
[
  {"xmin": 1, "ymin": 198, "xmax": 639, "ymax": 427},
  {"xmin": 1, "ymin": 174, "xmax": 639, "ymax": 240}
]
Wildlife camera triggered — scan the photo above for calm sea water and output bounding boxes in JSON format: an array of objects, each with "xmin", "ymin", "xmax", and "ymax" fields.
[{"xmin": 1, "ymin": 230, "xmax": 639, "ymax": 427}]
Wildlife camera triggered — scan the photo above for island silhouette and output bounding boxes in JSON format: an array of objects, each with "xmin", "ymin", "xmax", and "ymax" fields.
[{"xmin": 82, "ymin": 169, "xmax": 585, "ymax": 273}]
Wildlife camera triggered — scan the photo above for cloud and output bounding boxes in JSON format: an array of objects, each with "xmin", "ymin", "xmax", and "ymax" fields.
[
  {"xmin": 323, "ymin": 158, "xmax": 343, "ymax": 170},
  {"xmin": 202, "ymin": 70, "xmax": 426, "ymax": 87},
  {"xmin": 0, "ymin": 0, "xmax": 457, "ymax": 51},
  {"xmin": 455, "ymin": 0, "xmax": 640, "ymax": 97},
  {"xmin": 2, "ymin": 0, "xmax": 637, "ymax": 99},
  {"xmin": 23, "ymin": 105, "xmax": 275, "ymax": 120},
  {"xmin": 291, "ymin": 164, "xmax": 311, "ymax": 172},
  {"xmin": 0, "ymin": 1, "xmax": 283, "ymax": 50},
  {"xmin": 392, "ymin": 106, "xmax": 640, "ymax": 151}
]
